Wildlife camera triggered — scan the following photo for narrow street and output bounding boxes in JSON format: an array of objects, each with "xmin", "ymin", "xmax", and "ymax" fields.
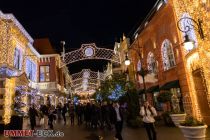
[{"xmin": 1, "ymin": 118, "xmax": 210, "ymax": 140}]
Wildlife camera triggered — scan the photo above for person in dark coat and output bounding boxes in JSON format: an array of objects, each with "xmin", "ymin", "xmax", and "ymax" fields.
[
  {"xmin": 69, "ymin": 103, "xmax": 75, "ymax": 125},
  {"xmin": 84, "ymin": 103, "xmax": 91, "ymax": 128},
  {"xmin": 40, "ymin": 104, "xmax": 49, "ymax": 129},
  {"xmin": 76, "ymin": 103, "xmax": 83, "ymax": 125},
  {"xmin": 113, "ymin": 101, "xmax": 124, "ymax": 140},
  {"xmin": 48, "ymin": 105, "xmax": 55, "ymax": 129},
  {"xmin": 101, "ymin": 101, "xmax": 111, "ymax": 129},
  {"xmin": 56, "ymin": 103, "xmax": 62, "ymax": 120},
  {"xmin": 29, "ymin": 104, "xmax": 38, "ymax": 130},
  {"xmin": 62, "ymin": 104, "xmax": 67, "ymax": 125}
]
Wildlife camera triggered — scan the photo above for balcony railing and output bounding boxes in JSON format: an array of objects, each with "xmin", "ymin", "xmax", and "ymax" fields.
[{"xmin": 29, "ymin": 82, "xmax": 59, "ymax": 91}]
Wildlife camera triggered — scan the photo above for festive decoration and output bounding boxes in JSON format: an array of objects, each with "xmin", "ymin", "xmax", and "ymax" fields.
[
  {"xmin": 161, "ymin": 39, "xmax": 176, "ymax": 70},
  {"xmin": 71, "ymin": 69, "xmax": 106, "ymax": 95},
  {"xmin": 3, "ymin": 78, "xmax": 15, "ymax": 124},
  {"xmin": 173, "ymin": 0, "xmax": 210, "ymax": 121},
  {"xmin": 147, "ymin": 52, "xmax": 157, "ymax": 74},
  {"xmin": 14, "ymin": 85, "xmax": 39, "ymax": 116},
  {"xmin": 60, "ymin": 43, "xmax": 121, "ymax": 67},
  {"xmin": 108, "ymin": 84, "xmax": 125, "ymax": 101},
  {"xmin": 0, "ymin": 11, "xmax": 33, "ymax": 43}
]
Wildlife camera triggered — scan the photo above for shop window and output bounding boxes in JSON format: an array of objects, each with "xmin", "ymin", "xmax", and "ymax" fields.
[
  {"xmin": 40, "ymin": 66, "xmax": 50, "ymax": 82},
  {"xmin": 26, "ymin": 58, "xmax": 37, "ymax": 81},
  {"xmin": 14, "ymin": 47, "xmax": 23, "ymax": 70},
  {"xmin": 161, "ymin": 39, "xmax": 176, "ymax": 71}
]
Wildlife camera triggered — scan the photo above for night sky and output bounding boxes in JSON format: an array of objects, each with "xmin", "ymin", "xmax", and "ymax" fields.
[{"xmin": 1, "ymin": 0, "xmax": 157, "ymax": 74}]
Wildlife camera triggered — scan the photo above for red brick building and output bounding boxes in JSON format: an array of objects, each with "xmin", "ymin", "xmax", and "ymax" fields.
[{"xmin": 125, "ymin": 0, "xmax": 210, "ymax": 125}]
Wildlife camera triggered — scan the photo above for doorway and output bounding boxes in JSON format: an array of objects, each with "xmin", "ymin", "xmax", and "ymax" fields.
[{"xmin": 192, "ymin": 69, "xmax": 210, "ymax": 125}]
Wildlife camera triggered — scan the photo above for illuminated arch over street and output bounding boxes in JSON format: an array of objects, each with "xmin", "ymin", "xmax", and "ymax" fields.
[
  {"xmin": 61, "ymin": 43, "xmax": 121, "ymax": 67},
  {"xmin": 70, "ymin": 69, "xmax": 106, "ymax": 95}
]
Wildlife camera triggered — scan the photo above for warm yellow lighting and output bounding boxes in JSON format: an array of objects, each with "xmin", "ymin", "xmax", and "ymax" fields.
[
  {"xmin": 3, "ymin": 78, "xmax": 15, "ymax": 124},
  {"xmin": 173, "ymin": 0, "xmax": 210, "ymax": 121},
  {"xmin": 125, "ymin": 59, "xmax": 131, "ymax": 66},
  {"xmin": 184, "ymin": 41, "xmax": 194, "ymax": 51}
]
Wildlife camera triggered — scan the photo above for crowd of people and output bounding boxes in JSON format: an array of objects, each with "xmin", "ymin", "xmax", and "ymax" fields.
[{"xmin": 28, "ymin": 100, "xmax": 157, "ymax": 140}]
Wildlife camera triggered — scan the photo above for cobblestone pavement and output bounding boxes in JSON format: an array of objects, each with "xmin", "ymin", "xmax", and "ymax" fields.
[{"xmin": 0, "ymin": 119, "xmax": 210, "ymax": 140}]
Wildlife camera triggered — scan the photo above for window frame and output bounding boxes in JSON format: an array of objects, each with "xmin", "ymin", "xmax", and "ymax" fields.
[
  {"xmin": 161, "ymin": 39, "xmax": 176, "ymax": 71},
  {"xmin": 39, "ymin": 65, "xmax": 50, "ymax": 82}
]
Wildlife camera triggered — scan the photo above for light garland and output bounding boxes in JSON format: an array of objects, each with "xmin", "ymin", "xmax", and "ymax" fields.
[
  {"xmin": 0, "ymin": 11, "xmax": 33, "ymax": 43},
  {"xmin": 172, "ymin": 0, "xmax": 210, "ymax": 120},
  {"xmin": 3, "ymin": 78, "xmax": 15, "ymax": 124}
]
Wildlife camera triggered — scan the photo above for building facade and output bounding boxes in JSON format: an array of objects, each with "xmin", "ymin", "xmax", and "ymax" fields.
[
  {"xmin": 0, "ymin": 11, "xmax": 71, "ymax": 126},
  {"xmin": 126, "ymin": 0, "xmax": 210, "ymax": 125}
]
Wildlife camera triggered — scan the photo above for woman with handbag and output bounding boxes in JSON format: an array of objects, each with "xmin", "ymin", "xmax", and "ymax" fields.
[{"xmin": 140, "ymin": 101, "xmax": 157, "ymax": 140}]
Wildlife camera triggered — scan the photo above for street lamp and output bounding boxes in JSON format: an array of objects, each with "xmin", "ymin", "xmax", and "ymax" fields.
[
  {"xmin": 124, "ymin": 53, "xmax": 131, "ymax": 66},
  {"xmin": 177, "ymin": 17, "xmax": 205, "ymax": 51},
  {"xmin": 124, "ymin": 49, "xmax": 148, "ymax": 101},
  {"xmin": 61, "ymin": 41, "xmax": 66, "ymax": 61}
]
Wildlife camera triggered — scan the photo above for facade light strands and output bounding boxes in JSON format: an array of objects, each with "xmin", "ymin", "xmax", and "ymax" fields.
[{"xmin": 177, "ymin": 17, "xmax": 205, "ymax": 51}]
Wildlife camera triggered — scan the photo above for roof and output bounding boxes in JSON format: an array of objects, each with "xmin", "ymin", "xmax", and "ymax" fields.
[
  {"xmin": 0, "ymin": 10, "xmax": 34, "ymax": 43},
  {"xmin": 129, "ymin": 0, "xmax": 167, "ymax": 44},
  {"xmin": 33, "ymin": 38, "xmax": 57, "ymax": 54}
]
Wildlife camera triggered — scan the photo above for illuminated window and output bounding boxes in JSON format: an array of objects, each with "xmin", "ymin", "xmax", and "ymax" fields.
[
  {"xmin": 26, "ymin": 58, "xmax": 37, "ymax": 81},
  {"xmin": 161, "ymin": 39, "xmax": 176, "ymax": 71},
  {"xmin": 14, "ymin": 47, "xmax": 23, "ymax": 70},
  {"xmin": 137, "ymin": 60, "xmax": 141, "ymax": 71},
  {"xmin": 40, "ymin": 66, "xmax": 50, "ymax": 82},
  {"xmin": 147, "ymin": 52, "xmax": 157, "ymax": 73}
]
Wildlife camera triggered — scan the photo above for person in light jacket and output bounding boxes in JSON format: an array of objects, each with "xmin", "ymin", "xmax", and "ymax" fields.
[{"xmin": 140, "ymin": 101, "xmax": 157, "ymax": 140}]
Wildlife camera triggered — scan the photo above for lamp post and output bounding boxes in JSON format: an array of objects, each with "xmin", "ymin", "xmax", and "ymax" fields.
[
  {"xmin": 177, "ymin": 17, "xmax": 205, "ymax": 51},
  {"xmin": 61, "ymin": 41, "xmax": 66, "ymax": 61},
  {"xmin": 124, "ymin": 49, "xmax": 148, "ymax": 101}
]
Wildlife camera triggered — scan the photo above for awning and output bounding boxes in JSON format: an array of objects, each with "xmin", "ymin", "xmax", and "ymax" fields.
[
  {"xmin": 160, "ymin": 80, "xmax": 180, "ymax": 90},
  {"xmin": 146, "ymin": 85, "xmax": 159, "ymax": 93}
]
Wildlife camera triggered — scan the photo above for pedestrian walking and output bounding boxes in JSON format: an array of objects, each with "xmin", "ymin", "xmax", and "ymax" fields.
[
  {"xmin": 84, "ymin": 102, "xmax": 91, "ymax": 128},
  {"xmin": 140, "ymin": 100, "xmax": 157, "ymax": 140},
  {"xmin": 101, "ymin": 101, "xmax": 111, "ymax": 129},
  {"xmin": 28, "ymin": 104, "xmax": 38, "ymax": 130},
  {"xmin": 40, "ymin": 104, "xmax": 49, "ymax": 129},
  {"xmin": 76, "ymin": 103, "xmax": 83, "ymax": 125},
  {"xmin": 62, "ymin": 103, "xmax": 67, "ymax": 125},
  {"xmin": 56, "ymin": 103, "xmax": 62, "ymax": 120},
  {"xmin": 113, "ymin": 101, "xmax": 124, "ymax": 140},
  {"xmin": 48, "ymin": 105, "xmax": 55, "ymax": 129},
  {"xmin": 69, "ymin": 103, "xmax": 75, "ymax": 125}
]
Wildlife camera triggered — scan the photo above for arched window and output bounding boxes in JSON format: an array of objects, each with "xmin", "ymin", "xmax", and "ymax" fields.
[
  {"xmin": 161, "ymin": 39, "xmax": 176, "ymax": 71},
  {"xmin": 137, "ymin": 60, "xmax": 141, "ymax": 71},
  {"xmin": 147, "ymin": 52, "xmax": 157, "ymax": 73}
]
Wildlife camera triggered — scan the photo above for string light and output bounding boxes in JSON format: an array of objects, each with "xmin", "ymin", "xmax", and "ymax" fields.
[
  {"xmin": 172, "ymin": 0, "xmax": 210, "ymax": 120},
  {"xmin": 3, "ymin": 78, "xmax": 15, "ymax": 124}
]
